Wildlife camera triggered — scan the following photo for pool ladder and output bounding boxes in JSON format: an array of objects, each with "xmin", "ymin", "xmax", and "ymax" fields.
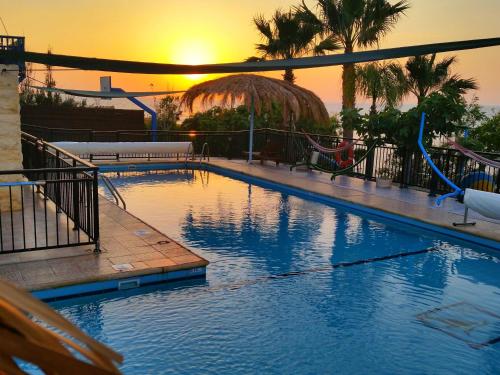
[
  {"xmin": 100, "ymin": 174, "xmax": 127, "ymax": 210},
  {"xmin": 199, "ymin": 142, "xmax": 210, "ymax": 165}
]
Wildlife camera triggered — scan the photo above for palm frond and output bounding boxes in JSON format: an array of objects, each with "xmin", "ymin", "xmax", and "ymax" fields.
[
  {"xmin": 254, "ymin": 15, "xmax": 273, "ymax": 41},
  {"xmin": 358, "ymin": 0, "xmax": 410, "ymax": 47},
  {"xmin": 403, "ymin": 53, "xmax": 476, "ymax": 102},
  {"xmin": 314, "ymin": 37, "xmax": 342, "ymax": 55},
  {"xmin": 441, "ymin": 75, "xmax": 478, "ymax": 96},
  {"xmin": 356, "ymin": 62, "xmax": 407, "ymax": 109}
]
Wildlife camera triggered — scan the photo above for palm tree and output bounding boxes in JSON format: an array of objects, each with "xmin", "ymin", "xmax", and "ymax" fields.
[
  {"xmin": 355, "ymin": 62, "xmax": 405, "ymax": 178},
  {"xmin": 403, "ymin": 54, "xmax": 478, "ymax": 105},
  {"xmin": 356, "ymin": 62, "xmax": 406, "ymax": 115},
  {"xmin": 248, "ymin": 9, "xmax": 321, "ymax": 84},
  {"xmin": 297, "ymin": 0, "xmax": 410, "ymax": 138}
]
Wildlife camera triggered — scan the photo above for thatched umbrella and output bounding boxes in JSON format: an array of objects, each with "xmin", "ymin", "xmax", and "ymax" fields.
[{"xmin": 180, "ymin": 74, "xmax": 329, "ymax": 162}]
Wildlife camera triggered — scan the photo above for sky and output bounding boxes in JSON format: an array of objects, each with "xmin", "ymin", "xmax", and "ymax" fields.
[{"xmin": 2, "ymin": 0, "xmax": 500, "ymax": 113}]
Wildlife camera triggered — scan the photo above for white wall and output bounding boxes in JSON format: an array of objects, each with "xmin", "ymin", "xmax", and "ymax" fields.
[{"xmin": 0, "ymin": 65, "xmax": 25, "ymax": 210}]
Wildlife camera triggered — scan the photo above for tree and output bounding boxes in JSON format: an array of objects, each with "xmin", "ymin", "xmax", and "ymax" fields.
[
  {"xmin": 298, "ymin": 0, "xmax": 410, "ymax": 138},
  {"xmin": 180, "ymin": 105, "xmax": 282, "ymax": 131},
  {"xmin": 40, "ymin": 48, "xmax": 63, "ymax": 105},
  {"xmin": 378, "ymin": 92, "xmax": 470, "ymax": 151},
  {"xmin": 248, "ymin": 8, "xmax": 321, "ymax": 83},
  {"xmin": 19, "ymin": 63, "xmax": 35, "ymax": 105},
  {"xmin": 20, "ymin": 49, "xmax": 89, "ymax": 108},
  {"xmin": 469, "ymin": 113, "xmax": 500, "ymax": 153},
  {"xmin": 356, "ymin": 62, "xmax": 406, "ymax": 115},
  {"xmin": 156, "ymin": 96, "xmax": 180, "ymax": 130},
  {"xmin": 403, "ymin": 54, "xmax": 477, "ymax": 105}
]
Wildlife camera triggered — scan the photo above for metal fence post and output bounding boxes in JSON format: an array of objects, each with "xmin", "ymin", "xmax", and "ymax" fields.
[
  {"xmin": 116, "ymin": 131, "xmax": 120, "ymax": 161},
  {"xmin": 428, "ymin": 151, "xmax": 439, "ymax": 196},
  {"xmin": 400, "ymin": 149, "xmax": 410, "ymax": 188},
  {"xmin": 364, "ymin": 139, "xmax": 376, "ymax": 180},
  {"xmin": 89, "ymin": 130, "xmax": 94, "ymax": 162},
  {"xmin": 496, "ymin": 171, "xmax": 500, "ymax": 194},
  {"xmin": 92, "ymin": 169, "xmax": 100, "ymax": 253},
  {"xmin": 72, "ymin": 159, "xmax": 80, "ymax": 230}
]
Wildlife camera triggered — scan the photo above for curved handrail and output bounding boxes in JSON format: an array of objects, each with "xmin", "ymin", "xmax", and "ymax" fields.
[
  {"xmin": 417, "ymin": 112, "xmax": 462, "ymax": 205},
  {"xmin": 99, "ymin": 174, "xmax": 127, "ymax": 210},
  {"xmin": 22, "ymin": 131, "xmax": 97, "ymax": 169},
  {"xmin": 199, "ymin": 142, "xmax": 210, "ymax": 164}
]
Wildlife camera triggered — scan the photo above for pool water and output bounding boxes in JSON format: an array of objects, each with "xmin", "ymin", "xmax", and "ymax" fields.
[{"xmin": 51, "ymin": 168, "xmax": 500, "ymax": 374}]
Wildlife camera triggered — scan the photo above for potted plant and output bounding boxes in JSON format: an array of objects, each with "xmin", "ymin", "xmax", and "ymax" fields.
[{"xmin": 376, "ymin": 166, "xmax": 394, "ymax": 188}]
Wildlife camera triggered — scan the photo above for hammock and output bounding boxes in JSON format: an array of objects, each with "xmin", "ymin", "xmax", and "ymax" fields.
[
  {"xmin": 302, "ymin": 132, "xmax": 362, "ymax": 154},
  {"xmin": 330, "ymin": 141, "xmax": 378, "ymax": 180},
  {"xmin": 447, "ymin": 138, "xmax": 500, "ymax": 169},
  {"xmin": 290, "ymin": 134, "xmax": 339, "ymax": 172}
]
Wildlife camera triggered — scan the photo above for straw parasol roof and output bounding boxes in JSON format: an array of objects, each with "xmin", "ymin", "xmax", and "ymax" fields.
[
  {"xmin": 180, "ymin": 74, "xmax": 329, "ymax": 126},
  {"xmin": 0, "ymin": 280, "xmax": 123, "ymax": 374}
]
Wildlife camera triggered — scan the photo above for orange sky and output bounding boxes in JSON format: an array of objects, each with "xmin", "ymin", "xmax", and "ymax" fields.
[{"xmin": 2, "ymin": 0, "xmax": 500, "ymax": 112}]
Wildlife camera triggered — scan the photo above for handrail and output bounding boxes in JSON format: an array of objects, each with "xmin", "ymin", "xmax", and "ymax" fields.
[
  {"xmin": 19, "ymin": 123, "xmax": 500, "ymax": 157},
  {"xmin": 0, "ymin": 181, "xmax": 46, "ymax": 187},
  {"xmin": 199, "ymin": 142, "xmax": 210, "ymax": 164},
  {"xmin": 21, "ymin": 123, "xmax": 358, "ymax": 142},
  {"xmin": 8, "ymin": 131, "xmax": 101, "ymax": 252},
  {"xmin": 179, "ymin": 143, "xmax": 195, "ymax": 163},
  {"xmin": 99, "ymin": 174, "xmax": 127, "ymax": 210},
  {"xmin": 21, "ymin": 131, "xmax": 98, "ymax": 169}
]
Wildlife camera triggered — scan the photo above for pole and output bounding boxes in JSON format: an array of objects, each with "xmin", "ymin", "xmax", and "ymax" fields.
[
  {"xmin": 248, "ymin": 95, "xmax": 255, "ymax": 163},
  {"xmin": 112, "ymin": 88, "xmax": 158, "ymax": 142}
]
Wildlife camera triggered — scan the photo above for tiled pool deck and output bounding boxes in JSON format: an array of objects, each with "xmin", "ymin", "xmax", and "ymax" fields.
[
  {"xmin": 208, "ymin": 158, "xmax": 500, "ymax": 244},
  {"xmin": 0, "ymin": 156, "xmax": 498, "ymax": 298},
  {"xmin": 0, "ymin": 197, "xmax": 208, "ymax": 296}
]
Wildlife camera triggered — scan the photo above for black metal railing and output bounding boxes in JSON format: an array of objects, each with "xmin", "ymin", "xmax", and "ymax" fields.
[
  {"xmin": 0, "ymin": 132, "xmax": 99, "ymax": 253},
  {"xmin": 21, "ymin": 123, "xmax": 500, "ymax": 196}
]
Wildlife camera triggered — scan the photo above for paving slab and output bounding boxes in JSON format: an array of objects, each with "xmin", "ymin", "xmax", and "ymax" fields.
[{"xmin": 0, "ymin": 197, "xmax": 208, "ymax": 293}]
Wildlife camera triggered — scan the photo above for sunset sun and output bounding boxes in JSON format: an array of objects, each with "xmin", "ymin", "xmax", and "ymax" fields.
[{"xmin": 172, "ymin": 40, "xmax": 215, "ymax": 81}]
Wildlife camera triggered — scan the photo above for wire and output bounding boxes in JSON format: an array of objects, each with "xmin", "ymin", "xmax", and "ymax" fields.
[
  {"xmin": 25, "ymin": 75, "xmax": 47, "ymax": 86},
  {"xmin": 29, "ymin": 68, "xmax": 80, "ymax": 72},
  {"xmin": 0, "ymin": 16, "xmax": 8, "ymax": 35},
  {"xmin": 4, "ymin": 68, "xmax": 83, "ymax": 72}
]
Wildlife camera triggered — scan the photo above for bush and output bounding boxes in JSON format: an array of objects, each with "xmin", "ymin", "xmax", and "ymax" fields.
[
  {"xmin": 180, "ymin": 103, "xmax": 334, "ymax": 134},
  {"xmin": 469, "ymin": 113, "xmax": 500, "ymax": 152}
]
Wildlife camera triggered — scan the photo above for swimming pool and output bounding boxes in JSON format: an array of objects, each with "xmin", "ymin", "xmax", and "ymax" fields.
[{"xmin": 49, "ymin": 167, "xmax": 500, "ymax": 374}]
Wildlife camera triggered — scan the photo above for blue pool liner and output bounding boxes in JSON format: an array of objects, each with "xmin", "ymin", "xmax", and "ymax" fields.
[{"xmin": 100, "ymin": 162, "xmax": 500, "ymax": 251}]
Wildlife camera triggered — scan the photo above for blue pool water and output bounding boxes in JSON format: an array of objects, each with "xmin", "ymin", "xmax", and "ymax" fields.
[{"xmin": 50, "ymin": 168, "xmax": 500, "ymax": 374}]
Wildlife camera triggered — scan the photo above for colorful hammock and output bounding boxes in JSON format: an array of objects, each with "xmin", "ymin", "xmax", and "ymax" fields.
[
  {"xmin": 330, "ymin": 141, "xmax": 378, "ymax": 180},
  {"xmin": 447, "ymin": 138, "xmax": 500, "ymax": 169},
  {"xmin": 302, "ymin": 132, "xmax": 361, "ymax": 154}
]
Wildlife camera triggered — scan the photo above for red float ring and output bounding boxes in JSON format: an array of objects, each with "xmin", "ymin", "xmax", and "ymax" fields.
[{"xmin": 334, "ymin": 140, "xmax": 354, "ymax": 168}]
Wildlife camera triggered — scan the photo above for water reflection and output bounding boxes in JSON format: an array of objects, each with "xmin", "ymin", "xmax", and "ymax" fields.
[{"xmin": 56, "ymin": 169, "xmax": 500, "ymax": 374}]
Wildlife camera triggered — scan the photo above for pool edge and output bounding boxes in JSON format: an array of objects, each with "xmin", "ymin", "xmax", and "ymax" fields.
[
  {"xmin": 33, "ymin": 265, "xmax": 207, "ymax": 302},
  {"xmin": 100, "ymin": 161, "xmax": 500, "ymax": 251}
]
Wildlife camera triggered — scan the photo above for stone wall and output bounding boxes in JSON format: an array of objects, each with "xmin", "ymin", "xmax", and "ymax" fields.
[{"xmin": 0, "ymin": 65, "xmax": 25, "ymax": 211}]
